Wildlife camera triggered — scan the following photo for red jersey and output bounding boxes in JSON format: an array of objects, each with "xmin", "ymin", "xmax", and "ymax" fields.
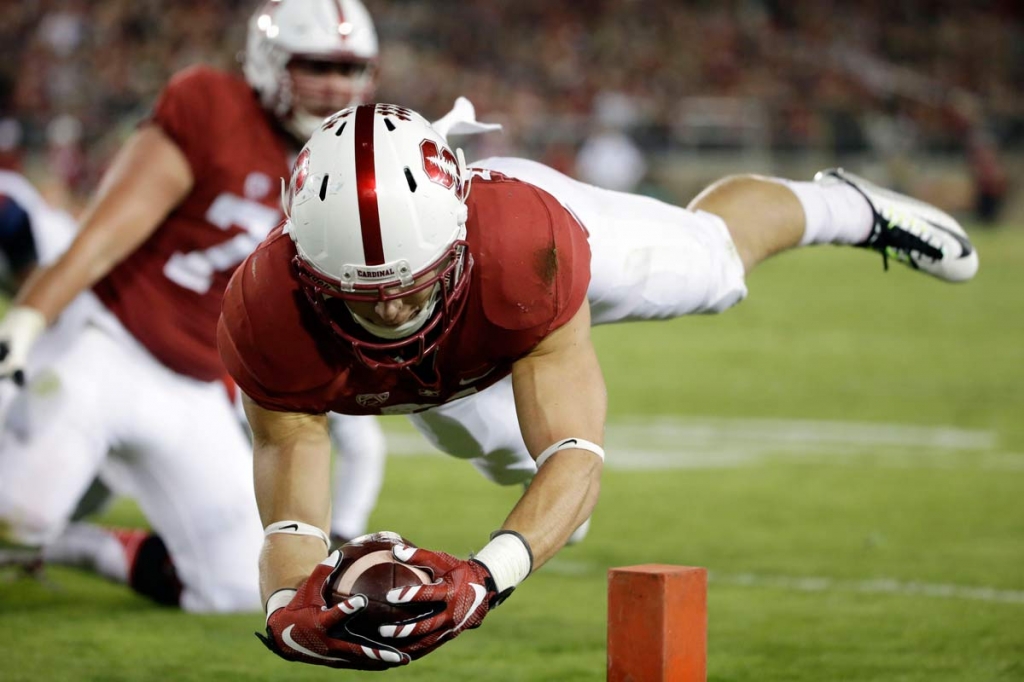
[
  {"xmin": 218, "ymin": 173, "xmax": 592, "ymax": 415},
  {"xmin": 94, "ymin": 66, "xmax": 291, "ymax": 381}
]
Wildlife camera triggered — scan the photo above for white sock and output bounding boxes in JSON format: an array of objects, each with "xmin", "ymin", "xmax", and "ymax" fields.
[
  {"xmin": 772, "ymin": 179, "xmax": 874, "ymax": 246},
  {"xmin": 42, "ymin": 522, "xmax": 130, "ymax": 583}
]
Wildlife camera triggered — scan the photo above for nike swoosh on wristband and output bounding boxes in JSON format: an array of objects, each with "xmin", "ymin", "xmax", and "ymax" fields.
[
  {"xmin": 925, "ymin": 219, "xmax": 974, "ymax": 258},
  {"xmin": 280, "ymin": 523, "xmax": 299, "ymax": 531},
  {"xmin": 282, "ymin": 625, "xmax": 350, "ymax": 662},
  {"xmin": 455, "ymin": 583, "xmax": 488, "ymax": 631}
]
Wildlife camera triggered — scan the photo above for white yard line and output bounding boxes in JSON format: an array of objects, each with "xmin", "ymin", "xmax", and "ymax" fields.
[
  {"xmin": 712, "ymin": 572, "xmax": 1024, "ymax": 605},
  {"xmin": 381, "ymin": 417, "xmax": 1015, "ymax": 471},
  {"xmin": 540, "ymin": 559, "xmax": 1024, "ymax": 605}
]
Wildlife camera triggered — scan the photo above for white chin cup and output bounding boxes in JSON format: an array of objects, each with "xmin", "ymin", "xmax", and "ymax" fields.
[{"xmin": 347, "ymin": 286, "xmax": 439, "ymax": 340}]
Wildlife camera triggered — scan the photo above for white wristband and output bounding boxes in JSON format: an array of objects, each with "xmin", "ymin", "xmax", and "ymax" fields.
[
  {"xmin": 265, "ymin": 588, "xmax": 297, "ymax": 623},
  {"xmin": 264, "ymin": 520, "xmax": 330, "ymax": 549},
  {"xmin": 535, "ymin": 437, "xmax": 605, "ymax": 470},
  {"xmin": 473, "ymin": 531, "xmax": 533, "ymax": 595},
  {"xmin": 0, "ymin": 305, "xmax": 47, "ymax": 342},
  {"xmin": 0, "ymin": 305, "xmax": 47, "ymax": 383}
]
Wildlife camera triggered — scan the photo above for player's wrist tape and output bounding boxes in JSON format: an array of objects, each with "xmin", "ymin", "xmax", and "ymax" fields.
[
  {"xmin": 0, "ymin": 306, "xmax": 47, "ymax": 385},
  {"xmin": 264, "ymin": 520, "xmax": 330, "ymax": 549},
  {"xmin": 264, "ymin": 588, "xmax": 297, "ymax": 623},
  {"xmin": 473, "ymin": 530, "xmax": 533, "ymax": 600},
  {"xmin": 535, "ymin": 437, "xmax": 605, "ymax": 469},
  {"xmin": 1, "ymin": 306, "xmax": 47, "ymax": 343}
]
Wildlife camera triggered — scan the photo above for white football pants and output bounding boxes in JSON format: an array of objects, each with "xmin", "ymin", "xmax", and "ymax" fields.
[
  {"xmin": 0, "ymin": 300, "xmax": 262, "ymax": 613},
  {"xmin": 411, "ymin": 157, "xmax": 747, "ymax": 484},
  {"xmin": 328, "ymin": 412, "xmax": 386, "ymax": 541}
]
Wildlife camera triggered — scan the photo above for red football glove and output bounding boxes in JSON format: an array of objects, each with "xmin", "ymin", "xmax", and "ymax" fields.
[
  {"xmin": 381, "ymin": 545, "xmax": 502, "ymax": 659},
  {"xmin": 257, "ymin": 551, "xmax": 410, "ymax": 670}
]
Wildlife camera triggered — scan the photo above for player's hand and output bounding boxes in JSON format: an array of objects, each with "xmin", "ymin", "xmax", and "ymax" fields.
[
  {"xmin": 382, "ymin": 545, "xmax": 500, "ymax": 659},
  {"xmin": 257, "ymin": 550, "xmax": 410, "ymax": 671},
  {"xmin": 0, "ymin": 305, "xmax": 46, "ymax": 387}
]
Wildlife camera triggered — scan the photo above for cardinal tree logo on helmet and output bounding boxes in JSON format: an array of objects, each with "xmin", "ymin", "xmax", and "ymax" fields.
[{"xmin": 420, "ymin": 139, "xmax": 460, "ymax": 195}]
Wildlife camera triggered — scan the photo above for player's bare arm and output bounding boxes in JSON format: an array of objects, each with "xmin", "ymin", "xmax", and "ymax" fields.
[
  {"xmin": 243, "ymin": 393, "xmax": 333, "ymax": 603},
  {"xmin": 371, "ymin": 301, "xmax": 607, "ymax": 660},
  {"xmin": 245, "ymin": 394, "xmax": 409, "ymax": 670},
  {"xmin": 15, "ymin": 125, "xmax": 193, "ymax": 323},
  {"xmin": 508, "ymin": 300, "xmax": 606, "ymax": 568}
]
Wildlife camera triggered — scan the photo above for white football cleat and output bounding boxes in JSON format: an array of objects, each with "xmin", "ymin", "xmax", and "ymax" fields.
[{"xmin": 816, "ymin": 168, "xmax": 978, "ymax": 282}]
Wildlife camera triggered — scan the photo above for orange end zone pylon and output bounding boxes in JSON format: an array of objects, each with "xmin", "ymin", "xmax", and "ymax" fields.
[{"xmin": 607, "ymin": 564, "xmax": 707, "ymax": 682}]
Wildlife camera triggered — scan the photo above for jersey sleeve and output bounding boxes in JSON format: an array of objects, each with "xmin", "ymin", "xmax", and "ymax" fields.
[
  {"xmin": 476, "ymin": 181, "xmax": 591, "ymax": 336},
  {"xmin": 146, "ymin": 65, "xmax": 220, "ymax": 184},
  {"xmin": 217, "ymin": 271, "xmax": 282, "ymax": 411}
]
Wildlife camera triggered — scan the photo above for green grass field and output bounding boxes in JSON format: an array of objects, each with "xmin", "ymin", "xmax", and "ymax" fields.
[{"xmin": 2, "ymin": 226, "xmax": 1022, "ymax": 681}]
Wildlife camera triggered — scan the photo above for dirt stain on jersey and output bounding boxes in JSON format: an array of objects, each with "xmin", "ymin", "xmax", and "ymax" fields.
[{"xmin": 536, "ymin": 247, "xmax": 559, "ymax": 285}]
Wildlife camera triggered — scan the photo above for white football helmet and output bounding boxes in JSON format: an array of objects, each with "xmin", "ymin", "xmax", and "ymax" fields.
[
  {"xmin": 286, "ymin": 104, "xmax": 473, "ymax": 369},
  {"xmin": 243, "ymin": 0, "xmax": 378, "ymax": 141}
]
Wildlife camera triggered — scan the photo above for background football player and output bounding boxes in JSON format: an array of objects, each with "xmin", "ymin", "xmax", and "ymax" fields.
[
  {"xmin": 0, "ymin": 0, "xmax": 388, "ymax": 612},
  {"xmin": 218, "ymin": 104, "xmax": 978, "ymax": 667}
]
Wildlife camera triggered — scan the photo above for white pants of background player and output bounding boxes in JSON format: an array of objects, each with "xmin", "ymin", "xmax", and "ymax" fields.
[
  {"xmin": 0, "ymin": 299, "xmax": 388, "ymax": 611},
  {"xmin": 327, "ymin": 412, "xmax": 386, "ymax": 541},
  {"xmin": 0, "ymin": 297, "xmax": 261, "ymax": 613},
  {"xmin": 408, "ymin": 158, "xmax": 747, "ymax": 517}
]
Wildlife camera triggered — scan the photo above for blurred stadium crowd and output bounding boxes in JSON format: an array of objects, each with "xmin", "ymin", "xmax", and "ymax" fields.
[{"xmin": 1, "ymin": 0, "xmax": 1021, "ymax": 219}]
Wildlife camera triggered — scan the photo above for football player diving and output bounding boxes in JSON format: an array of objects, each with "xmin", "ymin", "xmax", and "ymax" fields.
[{"xmin": 217, "ymin": 104, "xmax": 978, "ymax": 667}]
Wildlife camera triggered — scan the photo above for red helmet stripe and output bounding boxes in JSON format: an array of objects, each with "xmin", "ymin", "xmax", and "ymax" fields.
[
  {"xmin": 333, "ymin": 0, "xmax": 347, "ymax": 37},
  {"xmin": 354, "ymin": 104, "xmax": 385, "ymax": 265}
]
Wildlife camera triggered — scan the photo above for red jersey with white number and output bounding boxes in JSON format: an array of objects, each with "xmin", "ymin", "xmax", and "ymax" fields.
[
  {"xmin": 93, "ymin": 66, "xmax": 291, "ymax": 381},
  {"xmin": 218, "ymin": 172, "xmax": 592, "ymax": 415}
]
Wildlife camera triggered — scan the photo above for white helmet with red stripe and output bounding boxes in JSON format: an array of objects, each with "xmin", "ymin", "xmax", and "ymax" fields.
[
  {"xmin": 285, "ymin": 104, "xmax": 473, "ymax": 369},
  {"xmin": 244, "ymin": 0, "xmax": 378, "ymax": 140}
]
